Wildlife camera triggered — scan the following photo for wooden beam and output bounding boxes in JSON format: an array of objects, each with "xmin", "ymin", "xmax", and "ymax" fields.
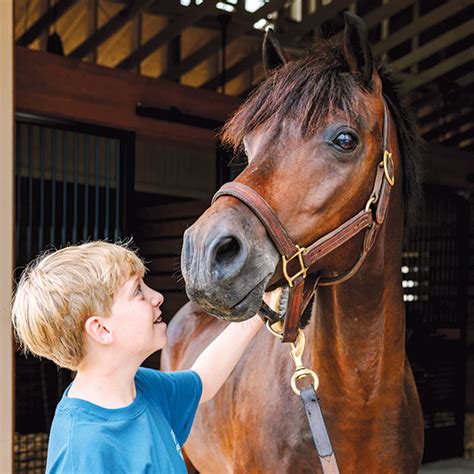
[
  {"xmin": 68, "ymin": 0, "xmax": 155, "ymax": 60},
  {"xmin": 405, "ymin": 47, "xmax": 474, "ymax": 91},
  {"xmin": 160, "ymin": 0, "xmax": 287, "ymax": 81},
  {"xmin": 391, "ymin": 19, "xmax": 474, "ymax": 72},
  {"xmin": 0, "ymin": 1, "xmax": 13, "ymax": 472},
  {"xmin": 15, "ymin": 46, "xmax": 240, "ymax": 146},
  {"xmin": 117, "ymin": 1, "xmax": 217, "ymax": 70},
  {"xmin": 373, "ymin": 0, "xmax": 471, "ymax": 56},
  {"xmin": 202, "ymin": 50, "xmax": 260, "ymax": 90},
  {"xmin": 439, "ymin": 124, "xmax": 474, "ymax": 147},
  {"xmin": 16, "ymin": 0, "xmax": 76, "ymax": 47},
  {"xmin": 203, "ymin": 0, "xmax": 414, "ymax": 92},
  {"xmin": 421, "ymin": 109, "xmax": 473, "ymax": 141}
]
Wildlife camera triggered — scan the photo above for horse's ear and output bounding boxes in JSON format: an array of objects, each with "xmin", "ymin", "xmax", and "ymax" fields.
[
  {"xmin": 262, "ymin": 28, "xmax": 286, "ymax": 75},
  {"xmin": 343, "ymin": 11, "xmax": 374, "ymax": 87}
]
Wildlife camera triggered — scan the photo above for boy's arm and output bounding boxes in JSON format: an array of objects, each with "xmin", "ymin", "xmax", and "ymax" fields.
[{"xmin": 191, "ymin": 289, "xmax": 280, "ymax": 404}]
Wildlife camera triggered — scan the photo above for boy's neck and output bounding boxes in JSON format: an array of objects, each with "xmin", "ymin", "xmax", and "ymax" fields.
[{"xmin": 68, "ymin": 363, "xmax": 140, "ymax": 409}]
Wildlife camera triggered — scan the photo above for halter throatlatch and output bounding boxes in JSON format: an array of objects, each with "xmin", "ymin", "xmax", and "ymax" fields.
[{"xmin": 212, "ymin": 98, "xmax": 394, "ymax": 343}]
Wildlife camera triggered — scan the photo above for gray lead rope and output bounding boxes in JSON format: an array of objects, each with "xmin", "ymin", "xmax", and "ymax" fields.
[{"xmin": 300, "ymin": 387, "xmax": 340, "ymax": 474}]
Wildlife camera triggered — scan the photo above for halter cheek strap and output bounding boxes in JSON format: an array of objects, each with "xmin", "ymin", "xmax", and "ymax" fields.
[{"xmin": 212, "ymin": 99, "xmax": 394, "ymax": 343}]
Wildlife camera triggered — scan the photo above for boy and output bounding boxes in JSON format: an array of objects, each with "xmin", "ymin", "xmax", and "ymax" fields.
[{"xmin": 12, "ymin": 241, "xmax": 278, "ymax": 473}]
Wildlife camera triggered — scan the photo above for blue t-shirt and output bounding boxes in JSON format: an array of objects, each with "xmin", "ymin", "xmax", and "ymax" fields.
[{"xmin": 46, "ymin": 368, "xmax": 202, "ymax": 474}]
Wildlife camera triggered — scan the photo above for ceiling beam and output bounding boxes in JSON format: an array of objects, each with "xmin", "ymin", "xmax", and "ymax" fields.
[
  {"xmin": 439, "ymin": 124, "xmax": 474, "ymax": 147},
  {"xmin": 391, "ymin": 19, "xmax": 474, "ymax": 72},
  {"xmin": 405, "ymin": 46, "xmax": 474, "ymax": 91},
  {"xmin": 16, "ymin": 0, "xmax": 77, "ymax": 47},
  {"xmin": 117, "ymin": 1, "xmax": 217, "ymax": 70},
  {"xmin": 373, "ymin": 0, "xmax": 471, "ymax": 56},
  {"xmin": 422, "ymin": 109, "xmax": 473, "ymax": 141},
  {"xmin": 202, "ymin": 0, "xmax": 414, "ymax": 92},
  {"xmin": 160, "ymin": 0, "xmax": 287, "ymax": 81},
  {"xmin": 68, "ymin": 0, "xmax": 155, "ymax": 60}
]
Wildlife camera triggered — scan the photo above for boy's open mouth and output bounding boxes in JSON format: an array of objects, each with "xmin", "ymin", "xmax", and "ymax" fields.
[{"xmin": 153, "ymin": 315, "xmax": 163, "ymax": 324}]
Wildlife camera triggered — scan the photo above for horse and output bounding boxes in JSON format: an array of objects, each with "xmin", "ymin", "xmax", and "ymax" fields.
[{"xmin": 161, "ymin": 12, "xmax": 424, "ymax": 473}]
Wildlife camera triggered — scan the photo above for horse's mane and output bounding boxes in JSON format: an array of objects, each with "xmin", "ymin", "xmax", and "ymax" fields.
[{"xmin": 221, "ymin": 35, "xmax": 423, "ymax": 227}]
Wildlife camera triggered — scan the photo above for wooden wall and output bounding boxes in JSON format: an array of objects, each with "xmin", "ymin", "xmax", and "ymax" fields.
[{"xmin": 135, "ymin": 198, "xmax": 210, "ymax": 368}]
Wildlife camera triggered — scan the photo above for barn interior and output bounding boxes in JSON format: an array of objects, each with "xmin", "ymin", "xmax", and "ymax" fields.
[{"xmin": 2, "ymin": 0, "xmax": 474, "ymax": 471}]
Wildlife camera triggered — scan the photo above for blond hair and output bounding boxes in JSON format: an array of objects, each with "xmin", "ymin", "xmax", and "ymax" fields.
[{"xmin": 12, "ymin": 241, "xmax": 146, "ymax": 370}]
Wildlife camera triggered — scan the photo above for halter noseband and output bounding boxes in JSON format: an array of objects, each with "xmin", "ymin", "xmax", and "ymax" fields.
[{"xmin": 212, "ymin": 98, "xmax": 395, "ymax": 342}]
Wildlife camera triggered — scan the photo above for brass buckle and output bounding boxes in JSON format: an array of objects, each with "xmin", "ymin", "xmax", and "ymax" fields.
[
  {"xmin": 282, "ymin": 245, "xmax": 308, "ymax": 288},
  {"xmin": 380, "ymin": 150, "xmax": 395, "ymax": 186}
]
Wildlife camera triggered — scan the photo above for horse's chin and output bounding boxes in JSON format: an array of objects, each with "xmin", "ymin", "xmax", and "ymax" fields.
[{"xmin": 188, "ymin": 276, "xmax": 270, "ymax": 322}]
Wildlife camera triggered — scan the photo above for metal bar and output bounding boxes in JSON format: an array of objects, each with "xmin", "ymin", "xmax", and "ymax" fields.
[
  {"xmin": 114, "ymin": 141, "xmax": 121, "ymax": 241},
  {"xmin": 94, "ymin": 136, "xmax": 100, "ymax": 240},
  {"xmin": 16, "ymin": 125, "xmax": 21, "ymax": 263},
  {"xmin": 62, "ymin": 130, "xmax": 68, "ymax": 245},
  {"xmin": 39, "ymin": 127, "xmax": 45, "ymax": 251},
  {"xmin": 27, "ymin": 125, "xmax": 33, "ymax": 262},
  {"xmin": 105, "ymin": 139, "xmax": 110, "ymax": 240},
  {"xmin": 83, "ymin": 135, "xmax": 90, "ymax": 241},
  {"xmin": 16, "ymin": 0, "xmax": 77, "ymax": 47},
  {"xmin": 51, "ymin": 129, "xmax": 57, "ymax": 247},
  {"xmin": 73, "ymin": 133, "xmax": 78, "ymax": 242}
]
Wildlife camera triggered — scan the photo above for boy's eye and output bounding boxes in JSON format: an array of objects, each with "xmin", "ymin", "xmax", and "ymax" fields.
[{"xmin": 135, "ymin": 285, "xmax": 142, "ymax": 296}]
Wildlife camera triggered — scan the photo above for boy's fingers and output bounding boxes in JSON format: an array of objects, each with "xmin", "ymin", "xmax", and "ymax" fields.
[{"xmin": 262, "ymin": 288, "xmax": 283, "ymax": 311}]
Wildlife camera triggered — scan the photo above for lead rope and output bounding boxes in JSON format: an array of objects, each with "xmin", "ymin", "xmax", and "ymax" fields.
[{"xmin": 265, "ymin": 318, "xmax": 340, "ymax": 474}]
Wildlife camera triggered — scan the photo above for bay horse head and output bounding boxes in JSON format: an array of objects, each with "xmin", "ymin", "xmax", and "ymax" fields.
[{"xmin": 181, "ymin": 12, "xmax": 421, "ymax": 325}]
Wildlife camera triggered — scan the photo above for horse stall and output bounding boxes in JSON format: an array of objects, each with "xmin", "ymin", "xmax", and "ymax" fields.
[{"xmin": 7, "ymin": 0, "xmax": 474, "ymax": 472}]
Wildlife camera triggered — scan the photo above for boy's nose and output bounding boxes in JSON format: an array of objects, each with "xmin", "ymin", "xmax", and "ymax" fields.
[{"xmin": 151, "ymin": 292, "xmax": 164, "ymax": 307}]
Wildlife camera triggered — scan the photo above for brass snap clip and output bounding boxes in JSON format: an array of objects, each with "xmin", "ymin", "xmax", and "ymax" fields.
[{"xmin": 289, "ymin": 330, "xmax": 319, "ymax": 396}]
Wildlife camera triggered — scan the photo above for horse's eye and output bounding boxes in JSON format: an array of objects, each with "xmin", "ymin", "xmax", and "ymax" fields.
[{"xmin": 333, "ymin": 132, "xmax": 358, "ymax": 151}]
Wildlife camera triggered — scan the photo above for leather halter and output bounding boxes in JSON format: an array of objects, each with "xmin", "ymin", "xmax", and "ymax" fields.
[{"xmin": 212, "ymin": 98, "xmax": 395, "ymax": 343}]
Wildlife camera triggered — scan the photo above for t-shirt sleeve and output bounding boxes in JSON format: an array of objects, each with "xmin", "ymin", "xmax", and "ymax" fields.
[{"xmin": 148, "ymin": 369, "xmax": 203, "ymax": 446}]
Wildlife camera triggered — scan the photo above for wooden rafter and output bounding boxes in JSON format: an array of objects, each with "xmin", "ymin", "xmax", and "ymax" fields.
[
  {"xmin": 117, "ymin": 1, "xmax": 217, "ymax": 70},
  {"xmin": 202, "ymin": 0, "xmax": 415, "ymax": 92},
  {"xmin": 68, "ymin": 0, "xmax": 155, "ymax": 59},
  {"xmin": 16, "ymin": 0, "xmax": 77, "ymax": 47},
  {"xmin": 373, "ymin": 0, "xmax": 471, "ymax": 56},
  {"xmin": 422, "ymin": 110, "xmax": 473, "ymax": 142},
  {"xmin": 159, "ymin": 0, "xmax": 287, "ymax": 81},
  {"xmin": 391, "ymin": 19, "xmax": 474, "ymax": 72},
  {"xmin": 439, "ymin": 124, "xmax": 474, "ymax": 147},
  {"xmin": 405, "ymin": 47, "xmax": 474, "ymax": 92}
]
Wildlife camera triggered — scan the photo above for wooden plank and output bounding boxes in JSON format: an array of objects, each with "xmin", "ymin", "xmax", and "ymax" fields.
[
  {"xmin": 137, "ymin": 238, "xmax": 183, "ymax": 256},
  {"xmin": 69, "ymin": 0, "xmax": 155, "ymax": 59},
  {"xmin": 141, "ymin": 220, "xmax": 193, "ymax": 238},
  {"xmin": 16, "ymin": 0, "xmax": 77, "ymax": 47},
  {"xmin": 373, "ymin": 0, "xmax": 472, "ymax": 56},
  {"xmin": 146, "ymin": 256, "xmax": 182, "ymax": 274},
  {"xmin": 117, "ymin": 1, "xmax": 217, "ymax": 70},
  {"xmin": 146, "ymin": 274, "xmax": 185, "ymax": 292},
  {"xmin": 161, "ymin": 0, "xmax": 287, "ymax": 80},
  {"xmin": 405, "ymin": 47, "xmax": 474, "ymax": 92},
  {"xmin": 391, "ymin": 19, "xmax": 474, "ymax": 72},
  {"xmin": 15, "ymin": 46, "xmax": 240, "ymax": 146},
  {"xmin": 136, "ymin": 200, "xmax": 209, "ymax": 220}
]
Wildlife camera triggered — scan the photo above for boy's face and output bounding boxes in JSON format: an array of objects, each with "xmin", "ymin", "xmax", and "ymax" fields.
[{"xmin": 108, "ymin": 275, "xmax": 167, "ymax": 360}]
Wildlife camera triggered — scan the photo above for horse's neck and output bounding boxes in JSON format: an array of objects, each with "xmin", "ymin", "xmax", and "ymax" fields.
[{"xmin": 310, "ymin": 212, "xmax": 407, "ymax": 397}]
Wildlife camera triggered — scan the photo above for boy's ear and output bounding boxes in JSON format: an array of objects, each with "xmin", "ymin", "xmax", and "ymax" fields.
[
  {"xmin": 262, "ymin": 28, "xmax": 286, "ymax": 76},
  {"xmin": 84, "ymin": 316, "xmax": 114, "ymax": 345}
]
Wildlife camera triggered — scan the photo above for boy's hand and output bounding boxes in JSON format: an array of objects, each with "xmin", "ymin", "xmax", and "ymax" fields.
[{"xmin": 262, "ymin": 287, "xmax": 283, "ymax": 312}]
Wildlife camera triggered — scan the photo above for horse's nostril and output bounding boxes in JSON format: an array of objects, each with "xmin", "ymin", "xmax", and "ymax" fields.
[{"xmin": 214, "ymin": 236, "xmax": 241, "ymax": 267}]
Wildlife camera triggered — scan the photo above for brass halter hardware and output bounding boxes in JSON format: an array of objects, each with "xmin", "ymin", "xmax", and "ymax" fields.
[
  {"xmin": 282, "ymin": 245, "xmax": 308, "ymax": 288},
  {"xmin": 382, "ymin": 150, "xmax": 395, "ymax": 186}
]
